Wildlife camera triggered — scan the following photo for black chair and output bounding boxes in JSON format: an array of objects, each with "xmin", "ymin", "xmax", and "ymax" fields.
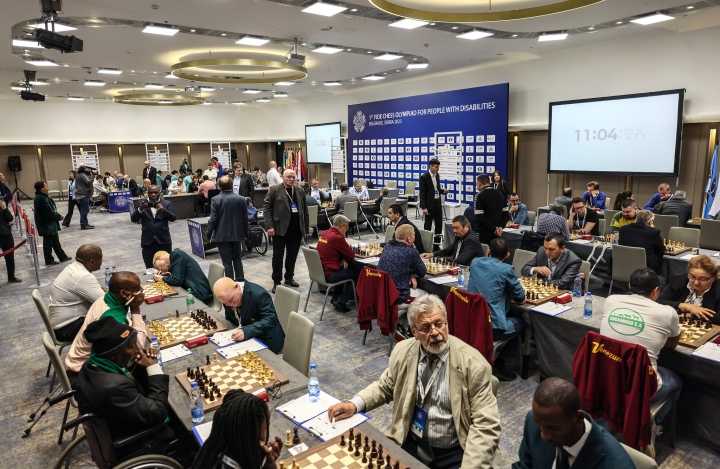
[{"xmin": 201, "ymin": 189, "xmax": 221, "ymax": 215}]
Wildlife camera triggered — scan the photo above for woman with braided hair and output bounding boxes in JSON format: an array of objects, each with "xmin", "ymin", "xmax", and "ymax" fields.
[{"xmin": 190, "ymin": 389, "xmax": 283, "ymax": 469}]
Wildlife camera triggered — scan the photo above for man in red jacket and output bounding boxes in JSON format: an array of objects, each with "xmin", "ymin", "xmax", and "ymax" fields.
[{"xmin": 316, "ymin": 215, "xmax": 359, "ymax": 312}]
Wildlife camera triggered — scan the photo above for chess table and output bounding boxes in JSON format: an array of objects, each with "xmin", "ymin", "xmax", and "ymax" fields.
[
  {"xmin": 143, "ymin": 281, "xmax": 179, "ymax": 297},
  {"xmin": 422, "ymin": 259, "xmax": 458, "ymax": 276},
  {"xmin": 663, "ymin": 245, "xmax": 692, "ymax": 256},
  {"xmin": 519, "ymin": 277, "xmax": 567, "ymax": 305},
  {"xmin": 147, "ymin": 311, "xmax": 227, "ymax": 349},
  {"xmin": 678, "ymin": 315, "xmax": 720, "ymax": 348}
]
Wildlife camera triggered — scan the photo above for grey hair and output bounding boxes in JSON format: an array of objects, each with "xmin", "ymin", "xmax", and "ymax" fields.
[
  {"xmin": 333, "ymin": 215, "xmax": 349, "ymax": 227},
  {"xmin": 673, "ymin": 190, "xmax": 686, "ymax": 200},
  {"xmin": 407, "ymin": 294, "xmax": 446, "ymax": 328},
  {"xmin": 636, "ymin": 210, "xmax": 654, "ymax": 225}
]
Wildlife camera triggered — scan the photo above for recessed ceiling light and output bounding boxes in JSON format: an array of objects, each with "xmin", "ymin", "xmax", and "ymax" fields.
[
  {"xmin": 588, "ymin": 27, "xmax": 595, "ymax": 30},
  {"xmin": 275, "ymin": 81, "xmax": 295, "ymax": 86},
  {"xmin": 67, "ymin": 97, "xmax": 84, "ymax": 101},
  {"xmin": 220, "ymin": 33, "xmax": 226, "ymax": 37},
  {"xmin": 142, "ymin": 25, "xmax": 180, "ymax": 36},
  {"xmin": 236, "ymin": 36, "xmax": 270, "ymax": 46},
  {"xmin": 407, "ymin": 63, "xmax": 429, "ymax": 69},
  {"xmin": 630, "ymin": 13, "xmax": 674, "ymax": 25},
  {"xmin": 190, "ymin": 29, "xmax": 196, "ymax": 33},
  {"xmin": 457, "ymin": 30, "xmax": 494, "ymax": 40},
  {"xmin": 616, "ymin": 21, "xmax": 623, "ymax": 25},
  {"xmin": 25, "ymin": 59, "xmax": 58, "ymax": 66},
  {"xmin": 362, "ymin": 75, "xmax": 385, "ymax": 81},
  {"xmin": 389, "ymin": 19, "xmax": 429, "ymax": 30},
  {"xmin": 538, "ymin": 32, "xmax": 568, "ymax": 42},
  {"xmin": 243, "ymin": 89, "xmax": 262, "ymax": 94},
  {"xmin": 11, "ymin": 86, "xmax": 25, "ymax": 91},
  {"xmin": 451, "ymin": 26, "xmax": 458, "ymax": 30},
  {"xmin": 375, "ymin": 53, "xmax": 403, "ymax": 61},
  {"xmin": 232, "ymin": 101, "xmax": 247, "ymax": 105},
  {"xmin": 84, "ymin": 80, "xmax": 106, "ymax": 86},
  {"xmin": 687, "ymin": 6, "xmax": 694, "ymax": 9},
  {"xmin": 302, "ymin": 1, "xmax": 347, "ymax": 17},
  {"xmin": 12, "ymin": 39, "xmax": 44, "ymax": 48},
  {"xmin": 98, "ymin": 68, "xmax": 122, "ymax": 75},
  {"xmin": 199, "ymin": 86, "xmax": 215, "ymax": 91},
  {"xmin": 202, "ymin": 102, "xmax": 213, "ymax": 105},
  {"xmin": 351, "ymin": 8, "xmax": 358, "ymax": 12},
  {"xmin": 512, "ymin": 34, "xmax": 519, "ymax": 37},
  {"xmin": 29, "ymin": 80, "xmax": 49, "ymax": 85},
  {"xmin": 256, "ymin": 97, "xmax": 271, "ymax": 102},
  {"xmin": 145, "ymin": 83, "xmax": 164, "ymax": 89},
  {"xmin": 30, "ymin": 23, "xmax": 76, "ymax": 32},
  {"xmin": 158, "ymin": 100, "xmax": 173, "ymax": 104},
  {"xmin": 274, "ymin": 92, "xmax": 288, "ymax": 97},
  {"xmin": 323, "ymin": 81, "xmax": 342, "ymax": 86},
  {"xmin": 314, "ymin": 45, "xmax": 344, "ymax": 54},
  {"xmin": 165, "ymin": 73, "xmax": 178, "ymax": 79},
  {"xmin": 429, "ymin": 23, "xmax": 436, "ymax": 26}
]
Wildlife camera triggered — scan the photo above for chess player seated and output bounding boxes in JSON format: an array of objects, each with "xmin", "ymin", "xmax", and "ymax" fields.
[
  {"xmin": 74, "ymin": 316, "xmax": 178, "ymax": 460},
  {"xmin": 658, "ymin": 254, "xmax": 720, "ymax": 325},
  {"xmin": 316, "ymin": 215, "xmax": 360, "ymax": 313},
  {"xmin": 512, "ymin": 377, "xmax": 635, "ymax": 469},
  {"xmin": 521, "ymin": 233, "xmax": 581, "ymax": 291},
  {"xmin": 48, "ymin": 244, "xmax": 106, "ymax": 343},
  {"xmin": 167, "ymin": 176, "xmax": 182, "ymax": 195},
  {"xmin": 567, "ymin": 197, "xmax": 599, "ymax": 236},
  {"xmin": 377, "ymin": 224, "xmax": 428, "ymax": 309},
  {"xmin": 65, "ymin": 272, "xmax": 148, "ymax": 383},
  {"xmin": 310, "ymin": 178, "xmax": 330, "ymax": 204},
  {"xmin": 213, "ymin": 277, "xmax": 285, "ymax": 354},
  {"xmin": 349, "ymin": 179, "xmax": 369, "ymax": 201},
  {"xmin": 467, "ymin": 238, "xmax": 526, "ymax": 381},
  {"xmin": 190, "ymin": 390, "xmax": 283, "ymax": 469},
  {"xmin": 600, "ymin": 268, "xmax": 682, "ymax": 427},
  {"xmin": 387, "ymin": 204, "xmax": 425, "ymax": 253},
  {"xmin": 536, "ymin": 204, "xmax": 571, "ymax": 240},
  {"xmin": 420, "ymin": 215, "xmax": 483, "ymax": 266},
  {"xmin": 581, "ymin": 181, "xmax": 607, "ymax": 209},
  {"xmin": 328, "ymin": 294, "xmax": 502, "ymax": 469},
  {"xmin": 617, "ymin": 210, "xmax": 664, "ymax": 276},
  {"xmin": 153, "ymin": 250, "xmax": 214, "ymax": 305},
  {"xmin": 507, "ymin": 192, "xmax": 531, "ymax": 226},
  {"xmin": 610, "ymin": 198, "xmax": 638, "ymax": 230},
  {"xmin": 91, "ymin": 174, "xmax": 109, "ymax": 211}
]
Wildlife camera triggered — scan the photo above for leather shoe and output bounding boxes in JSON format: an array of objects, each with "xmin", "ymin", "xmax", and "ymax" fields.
[
  {"xmin": 81, "ymin": 225, "xmax": 95, "ymax": 230},
  {"xmin": 284, "ymin": 279, "xmax": 300, "ymax": 288},
  {"xmin": 271, "ymin": 284, "xmax": 278, "ymax": 294},
  {"xmin": 47, "ymin": 260, "xmax": 59, "ymax": 265},
  {"xmin": 492, "ymin": 363, "xmax": 517, "ymax": 382},
  {"xmin": 61, "ymin": 223, "xmax": 69, "ymax": 228},
  {"xmin": 8, "ymin": 277, "xmax": 22, "ymax": 283},
  {"xmin": 331, "ymin": 299, "xmax": 350, "ymax": 313},
  {"xmin": 59, "ymin": 257, "xmax": 72, "ymax": 262}
]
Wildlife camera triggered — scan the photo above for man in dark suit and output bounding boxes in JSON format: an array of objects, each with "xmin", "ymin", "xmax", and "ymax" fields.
[
  {"xmin": 513, "ymin": 377, "xmax": 634, "ymax": 469},
  {"xmin": 618, "ymin": 210, "xmax": 665, "ymax": 275},
  {"xmin": 142, "ymin": 161, "xmax": 157, "ymax": 185},
  {"xmin": 387, "ymin": 204, "xmax": 424, "ymax": 253},
  {"xmin": 0, "ymin": 172, "xmax": 12, "ymax": 204},
  {"xmin": 124, "ymin": 174, "xmax": 140, "ymax": 197},
  {"xmin": 230, "ymin": 163, "xmax": 254, "ymax": 201},
  {"xmin": 421, "ymin": 215, "xmax": 483, "ymax": 265},
  {"xmin": 474, "ymin": 174, "xmax": 509, "ymax": 244},
  {"xmin": 263, "ymin": 169, "xmax": 309, "ymax": 293},
  {"xmin": 130, "ymin": 185, "xmax": 176, "ymax": 268},
  {"xmin": 654, "ymin": 190, "xmax": 693, "ymax": 227},
  {"xmin": 419, "ymin": 158, "xmax": 447, "ymax": 246},
  {"xmin": 521, "ymin": 233, "xmax": 581, "ymax": 290},
  {"xmin": 207, "ymin": 175, "xmax": 249, "ymax": 280}
]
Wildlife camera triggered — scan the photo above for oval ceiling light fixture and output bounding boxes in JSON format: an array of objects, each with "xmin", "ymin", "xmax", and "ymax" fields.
[
  {"xmin": 371, "ymin": 0, "xmax": 602, "ymax": 22},
  {"xmin": 171, "ymin": 57, "xmax": 307, "ymax": 84},
  {"xmin": 114, "ymin": 93, "xmax": 204, "ymax": 106}
]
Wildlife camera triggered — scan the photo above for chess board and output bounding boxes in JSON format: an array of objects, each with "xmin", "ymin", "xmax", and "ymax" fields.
[
  {"xmin": 354, "ymin": 244, "xmax": 383, "ymax": 259},
  {"xmin": 281, "ymin": 431, "xmax": 408, "ymax": 469},
  {"xmin": 519, "ymin": 277, "xmax": 567, "ymax": 305},
  {"xmin": 664, "ymin": 246, "xmax": 692, "ymax": 256},
  {"xmin": 175, "ymin": 352, "xmax": 289, "ymax": 412},
  {"xmin": 142, "ymin": 281, "xmax": 178, "ymax": 297},
  {"xmin": 148, "ymin": 314, "xmax": 227, "ymax": 349},
  {"xmin": 678, "ymin": 315, "xmax": 720, "ymax": 348},
  {"xmin": 321, "ymin": 201, "xmax": 335, "ymax": 208}
]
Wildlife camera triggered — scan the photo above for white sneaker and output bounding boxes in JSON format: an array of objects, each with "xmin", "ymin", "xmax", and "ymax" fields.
[{"xmin": 98, "ymin": 207, "xmax": 107, "ymax": 212}]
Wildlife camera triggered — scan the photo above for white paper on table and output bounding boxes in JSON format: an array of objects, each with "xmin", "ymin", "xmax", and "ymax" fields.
[
  {"xmin": 276, "ymin": 391, "xmax": 340, "ymax": 425},
  {"xmin": 288, "ymin": 443, "xmax": 309, "ymax": 456},
  {"xmin": 209, "ymin": 329, "xmax": 239, "ymax": 347},
  {"xmin": 301, "ymin": 411, "xmax": 369, "ymax": 442},
  {"xmin": 192, "ymin": 420, "xmax": 213, "ymax": 445},
  {"xmin": 160, "ymin": 344, "xmax": 193, "ymax": 362},
  {"xmin": 356, "ymin": 257, "xmax": 381, "ymax": 264},
  {"xmin": 502, "ymin": 228, "xmax": 517, "ymax": 232},
  {"xmin": 530, "ymin": 302, "xmax": 572, "ymax": 316},
  {"xmin": 429, "ymin": 275, "xmax": 459, "ymax": 285},
  {"xmin": 692, "ymin": 342, "xmax": 720, "ymax": 363},
  {"xmin": 569, "ymin": 239, "xmax": 591, "ymax": 245},
  {"xmin": 215, "ymin": 338, "xmax": 268, "ymax": 359},
  {"xmin": 679, "ymin": 253, "xmax": 699, "ymax": 260}
]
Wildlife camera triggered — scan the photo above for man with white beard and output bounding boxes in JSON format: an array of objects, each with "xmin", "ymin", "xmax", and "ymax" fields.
[{"xmin": 327, "ymin": 294, "xmax": 502, "ymax": 469}]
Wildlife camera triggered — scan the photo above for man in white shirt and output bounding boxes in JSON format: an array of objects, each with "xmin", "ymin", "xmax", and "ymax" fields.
[
  {"xmin": 203, "ymin": 162, "xmax": 218, "ymax": 184},
  {"xmin": 310, "ymin": 178, "xmax": 330, "ymax": 203},
  {"xmin": 48, "ymin": 244, "xmax": 106, "ymax": 342},
  {"xmin": 266, "ymin": 160, "xmax": 283, "ymax": 186},
  {"xmin": 91, "ymin": 175, "xmax": 108, "ymax": 211},
  {"xmin": 348, "ymin": 180, "xmax": 369, "ymax": 201}
]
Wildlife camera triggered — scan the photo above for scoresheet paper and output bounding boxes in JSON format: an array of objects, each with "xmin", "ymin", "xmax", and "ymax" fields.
[
  {"xmin": 429, "ymin": 275, "xmax": 459, "ymax": 285},
  {"xmin": 530, "ymin": 302, "xmax": 572, "ymax": 316},
  {"xmin": 276, "ymin": 391, "xmax": 341, "ymax": 425},
  {"xmin": 192, "ymin": 420, "xmax": 213, "ymax": 445},
  {"xmin": 356, "ymin": 257, "xmax": 381, "ymax": 264},
  {"xmin": 301, "ymin": 411, "xmax": 369, "ymax": 442},
  {"xmin": 691, "ymin": 342, "xmax": 720, "ymax": 363},
  {"xmin": 159, "ymin": 344, "xmax": 193, "ymax": 362},
  {"xmin": 215, "ymin": 338, "xmax": 268, "ymax": 359}
]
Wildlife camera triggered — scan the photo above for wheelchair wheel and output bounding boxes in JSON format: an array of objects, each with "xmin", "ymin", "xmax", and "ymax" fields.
[
  {"xmin": 113, "ymin": 454, "xmax": 184, "ymax": 469},
  {"xmin": 53, "ymin": 434, "xmax": 93, "ymax": 469},
  {"xmin": 255, "ymin": 229, "xmax": 268, "ymax": 255}
]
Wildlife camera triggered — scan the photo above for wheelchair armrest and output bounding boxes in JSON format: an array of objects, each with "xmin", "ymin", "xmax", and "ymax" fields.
[
  {"xmin": 113, "ymin": 421, "xmax": 170, "ymax": 449},
  {"xmin": 49, "ymin": 389, "xmax": 76, "ymax": 407},
  {"xmin": 63, "ymin": 412, "xmax": 101, "ymax": 432}
]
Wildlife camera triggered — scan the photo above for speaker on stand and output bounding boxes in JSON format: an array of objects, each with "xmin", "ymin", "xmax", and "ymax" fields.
[{"xmin": 7, "ymin": 156, "xmax": 30, "ymax": 200}]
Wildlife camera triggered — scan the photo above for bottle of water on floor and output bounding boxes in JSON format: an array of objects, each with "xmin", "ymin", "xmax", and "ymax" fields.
[
  {"xmin": 104, "ymin": 266, "xmax": 111, "ymax": 287},
  {"xmin": 186, "ymin": 288, "xmax": 195, "ymax": 314},
  {"xmin": 584, "ymin": 292, "xmax": 593, "ymax": 320},
  {"xmin": 150, "ymin": 336, "xmax": 162, "ymax": 367},
  {"xmin": 573, "ymin": 274, "xmax": 582, "ymax": 298},
  {"xmin": 308, "ymin": 363, "xmax": 320, "ymax": 403},
  {"xmin": 457, "ymin": 265, "xmax": 465, "ymax": 287},
  {"xmin": 190, "ymin": 382, "xmax": 204, "ymax": 423}
]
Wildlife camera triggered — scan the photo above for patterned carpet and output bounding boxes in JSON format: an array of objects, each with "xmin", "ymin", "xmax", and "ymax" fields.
[{"xmin": 2, "ymin": 199, "xmax": 719, "ymax": 468}]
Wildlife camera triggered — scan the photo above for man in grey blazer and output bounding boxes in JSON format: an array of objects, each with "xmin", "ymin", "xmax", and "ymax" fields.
[
  {"xmin": 521, "ymin": 232, "xmax": 581, "ymax": 291},
  {"xmin": 207, "ymin": 175, "xmax": 249, "ymax": 280},
  {"xmin": 263, "ymin": 169, "xmax": 309, "ymax": 293}
]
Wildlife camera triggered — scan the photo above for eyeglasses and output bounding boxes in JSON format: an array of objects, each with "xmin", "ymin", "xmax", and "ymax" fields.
[
  {"xmin": 414, "ymin": 320, "xmax": 447, "ymax": 334},
  {"xmin": 688, "ymin": 274, "xmax": 713, "ymax": 283}
]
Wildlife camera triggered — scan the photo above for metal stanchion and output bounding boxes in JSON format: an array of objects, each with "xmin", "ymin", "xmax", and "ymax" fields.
[{"xmin": 27, "ymin": 231, "xmax": 49, "ymax": 288}]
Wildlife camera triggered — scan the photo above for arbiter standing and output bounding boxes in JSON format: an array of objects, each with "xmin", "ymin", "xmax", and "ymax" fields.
[
  {"xmin": 419, "ymin": 158, "xmax": 447, "ymax": 247},
  {"xmin": 207, "ymin": 175, "xmax": 249, "ymax": 280}
]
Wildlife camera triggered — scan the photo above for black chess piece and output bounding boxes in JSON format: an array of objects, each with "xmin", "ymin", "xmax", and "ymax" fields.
[
  {"xmin": 186, "ymin": 367, "xmax": 192, "ymax": 378},
  {"xmin": 362, "ymin": 452, "xmax": 367, "ymax": 463},
  {"xmin": 364, "ymin": 436, "xmax": 370, "ymax": 452},
  {"xmin": 368, "ymin": 459, "xmax": 374, "ymax": 469},
  {"xmin": 206, "ymin": 355, "xmax": 210, "ymax": 365},
  {"xmin": 377, "ymin": 456, "xmax": 384, "ymax": 468},
  {"xmin": 175, "ymin": 310, "xmax": 180, "ymax": 318},
  {"xmin": 293, "ymin": 428, "xmax": 300, "ymax": 445},
  {"xmin": 209, "ymin": 392, "xmax": 215, "ymax": 402},
  {"xmin": 354, "ymin": 446, "xmax": 360, "ymax": 457},
  {"xmin": 203, "ymin": 389, "xmax": 210, "ymax": 399},
  {"xmin": 386, "ymin": 456, "xmax": 391, "ymax": 468},
  {"xmin": 348, "ymin": 438, "xmax": 354, "ymax": 452},
  {"xmin": 216, "ymin": 389, "xmax": 222, "ymax": 398},
  {"xmin": 349, "ymin": 428, "xmax": 354, "ymax": 441},
  {"xmin": 371, "ymin": 440, "xmax": 378, "ymax": 459},
  {"xmin": 340, "ymin": 435, "xmax": 346, "ymax": 447},
  {"xmin": 393, "ymin": 460, "xmax": 399, "ymax": 469}
]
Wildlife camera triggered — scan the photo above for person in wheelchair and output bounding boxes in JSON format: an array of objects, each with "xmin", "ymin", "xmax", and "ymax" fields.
[
  {"xmin": 190, "ymin": 389, "xmax": 283, "ymax": 469},
  {"xmin": 75, "ymin": 316, "xmax": 176, "ymax": 459}
]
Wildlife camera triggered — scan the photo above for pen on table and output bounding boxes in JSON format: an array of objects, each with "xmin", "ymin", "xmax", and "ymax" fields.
[
  {"xmin": 125, "ymin": 290, "xmax": 143, "ymax": 306},
  {"xmin": 332, "ymin": 417, "xmax": 336, "ymax": 429}
]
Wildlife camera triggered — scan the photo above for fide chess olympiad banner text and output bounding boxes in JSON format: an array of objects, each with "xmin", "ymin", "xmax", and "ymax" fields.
[{"xmin": 347, "ymin": 83, "xmax": 509, "ymax": 203}]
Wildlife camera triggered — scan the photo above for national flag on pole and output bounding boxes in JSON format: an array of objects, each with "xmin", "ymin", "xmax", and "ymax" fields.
[{"xmin": 705, "ymin": 144, "xmax": 719, "ymax": 218}]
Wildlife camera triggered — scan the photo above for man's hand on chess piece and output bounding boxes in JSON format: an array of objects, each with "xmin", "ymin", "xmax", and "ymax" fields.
[
  {"xmin": 534, "ymin": 267, "xmax": 552, "ymax": 278},
  {"xmin": 681, "ymin": 304, "xmax": 716, "ymax": 322},
  {"xmin": 328, "ymin": 402, "xmax": 357, "ymax": 421},
  {"xmin": 152, "ymin": 273, "xmax": 164, "ymax": 282},
  {"xmin": 134, "ymin": 348, "xmax": 158, "ymax": 368},
  {"xmin": 420, "ymin": 253, "xmax": 433, "ymax": 259},
  {"xmin": 231, "ymin": 328, "xmax": 246, "ymax": 342},
  {"xmin": 260, "ymin": 436, "xmax": 283, "ymax": 469}
]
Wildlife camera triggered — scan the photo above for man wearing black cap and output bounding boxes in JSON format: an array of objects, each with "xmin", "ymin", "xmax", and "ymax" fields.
[{"xmin": 75, "ymin": 316, "xmax": 174, "ymax": 456}]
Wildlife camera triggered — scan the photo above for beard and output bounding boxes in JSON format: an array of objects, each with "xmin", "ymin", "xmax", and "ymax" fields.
[{"xmin": 425, "ymin": 334, "xmax": 448, "ymax": 355}]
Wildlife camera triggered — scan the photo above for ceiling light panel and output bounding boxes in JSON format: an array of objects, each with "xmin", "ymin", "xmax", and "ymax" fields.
[
  {"xmin": 13, "ymin": 39, "xmax": 44, "ymax": 48},
  {"xmin": 98, "ymin": 68, "xmax": 122, "ymax": 75},
  {"xmin": 302, "ymin": 2, "xmax": 348, "ymax": 17},
  {"xmin": 25, "ymin": 59, "xmax": 58, "ymax": 66},
  {"xmin": 84, "ymin": 80, "xmax": 106, "ymax": 86},
  {"xmin": 67, "ymin": 97, "xmax": 84, "ymax": 101},
  {"xmin": 323, "ymin": 81, "xmax": 342, "ymax": 86},
  {"xmin": 313, "ymin": 45, "xmax": 344, "ymax": 54},
  {"xmin": 375, "ymin": 53, "xmax": 403, "ymax": 61},
  {"xmin": 30, "ymin": 23, "xmax": 76, "ymax": 32},
  {"xmin": 407, "ymin": 63, "xmax": 429, "ymax": 69},
  {"xmin": 243, "ymin": 89, "xmax": 262, "ymax": 94},
  {"xmin": 145, "ymin": 83, "xmax": 164, "ymax": 89},
  {"xmin": 457, "ymin": 30, "xmax": 494, "ymax": 40},
  {"xmin": 236, "ymin": 36, "xmax": 270, "ymax": 46},
  {"xmin": 275, "ymin": 82, "xmax": 295, "ymax": 86},
  {"xmin": 142, "ymin": 25, "xmax": 180, "ymax": 36},
  {"xmin": 362, "ymin": 75, "xmax": 385, "ymax": 81},
  {"xmin": 389, "ymin": 19, "xmax": 429, "ymax": 30},
  {"xmin": 538, "ymin": 33, "xmax": 568, "ymax": 42},
  {"xmin": 630, "ymin": 13, "xmax": 674, "ymax": 25}
]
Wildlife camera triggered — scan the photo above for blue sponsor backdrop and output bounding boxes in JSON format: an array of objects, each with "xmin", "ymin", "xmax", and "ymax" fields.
[{"xmin": 347, "ymin": 83, "xmax": 509, "ymax": 204}]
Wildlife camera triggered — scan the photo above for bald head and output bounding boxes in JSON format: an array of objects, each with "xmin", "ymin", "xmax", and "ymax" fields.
[
  {"xmin": 108, "ymin": 272, "xmax": 140, "ymax": 297},
  {"xmin": 75, "ymin": 244, "xmax": 103, "ymax": 272},
  {"xmin": 213, "ymin": 277, "xmax": 244, "ymax": 307}
]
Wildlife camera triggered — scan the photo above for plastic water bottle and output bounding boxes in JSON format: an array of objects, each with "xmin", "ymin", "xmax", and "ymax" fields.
[
  {"xmin": 104, "ymin": 266, "xmax": 111, "ymax": 287},
  {"xmin": 150, "ymin": 336, "xmax": 162, "ymax": 367},
  {"xmin": 584, "ymin": 292, "xmax": 593, "ymax": 320},
  {"xmin": 457, "ymin": 265, "xmax": 465, "ymax": 286},
  {"xmin": 573, "ymin": 274, "xmax": 583, "ymax": 298},
  {"xmin": 190, "ymin": 382, "xmax": 204, "ymax": 423},
  {"xmin": 111, "ymin": 265, "xmax": 118, "ymax": 276},
  {"xmin": 186, "ymin": 288, "xmax": 195, "ymax": 314},
  {"xmin": 308, "ymin": 363, "xmax": 320, "ymax": 403}
]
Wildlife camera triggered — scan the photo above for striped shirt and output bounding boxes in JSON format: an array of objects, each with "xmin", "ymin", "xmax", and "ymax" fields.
[{"xmin": 417, "ymin": 345, "xmax": 459, "ymax": 449}]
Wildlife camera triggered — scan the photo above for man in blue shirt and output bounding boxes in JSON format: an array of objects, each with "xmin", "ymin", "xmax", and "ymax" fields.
[
  {"xmin": 644, "ymin": 183, "xmax": 673, "ymax": 211},
  {"xmin": 377, "ymin": 224, "xmax": 427, "ymax": 305},
  {"xmin": 581, "ymin": 181, "xmax": 606, "ymax": 209},
  {"xmin": 467, "ymin": 238, "xmax": 526, "ymax": 381},
  {"xmin": 507, "ymin": 192, "xmax": 531, "ymax": 226},
  {"xmin": 309, "ymin": 178, "xmax": 330, "ymax": 204}
]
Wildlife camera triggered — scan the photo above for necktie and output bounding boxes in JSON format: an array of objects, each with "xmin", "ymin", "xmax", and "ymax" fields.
[
  {"xmin": 421, "ymin": 354, "xmax": 438, "ymax": 390},
  {"xmin": 556, "ymin": 447, "xmax": 570, "ymax": 469}
]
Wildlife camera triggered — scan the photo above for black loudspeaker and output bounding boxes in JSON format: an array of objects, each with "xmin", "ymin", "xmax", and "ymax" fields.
[
  {"xmin": 8, "ymin": 155, "xmax": 21, "ymax": 172},
  {"xmin": 230, "ymin": 149, "xmax": 237, "ymax": 160}
]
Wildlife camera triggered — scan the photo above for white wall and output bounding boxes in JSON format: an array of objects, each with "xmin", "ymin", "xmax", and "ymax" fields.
[{"xmin": 2, "ymin": 25, "xmax": 719, "ymax": 145}]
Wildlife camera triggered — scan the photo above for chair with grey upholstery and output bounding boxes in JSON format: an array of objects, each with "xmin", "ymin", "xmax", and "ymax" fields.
[
  {"xmin": 405, "ymin": 182, "xmax": 420, "ymax": 218},
  {"xmin": 481, "ymin": 243, "xmax": 489, "ymax": 257},
  {"xmin": 283, "ymin": 312, "xmax": 315, "ymax": 376},
  {"xmin": 273, "ymin": 285, "xmax": 300, "ymax": 335},
  {"xmin": 373, "ymin": 197, "xmax": 395, "ymax": 232},
  {"xmin": 47, "ymin": 180, "xmax": 62, "ymax": 200},
  {"xmin": 302, "ymin": 247, "xmax": 358, "ymax": 321},
  {"xmin": 580, "ymin": 260, "xmax": 591, "ymax": 293},
  {"xmin": 527, "ymin": 210, "xmax": 536, "ymax": 226},
  {"xmin": 609, "ymin": 245, "xmax": 646, "ymax": 292},
  {"xmin": 32, "ymin": 289, "xmax": 72, "ymax": 389},
  {"xmin": 512, "ymin": 249, "xmax": 537, "ymax": 278},
  {"xmin": 307, "ymin": 204, "xmax": 319, "ymax": 237},
  {"xmin": 419, "ymin": 229, "xmax": 433, "ymax": 254},
  {"xmin": 668, "ymin": 226, "xmax": 700, "ymax": 248},
  {"xmin": 652, "ymin": 214, "xmax": 678, "ymax": 240},
  {"xmin": 598, "ymin": 218, "xmax": 606, "ymax": 236},
  {"xmin": 206, "ymin": 262, "xmax": 225, "ymax": 312},
  {"xmin": 343, "ymin": 201, "xmax": 361, "ymax": 240},
  {"xmin": 384, "ymin": 225, "xmax": 395, "ymax": 243},
  {"xmin": 603, "ymin": 210, "xmax": 618, "ymax": 233},
  {"xmin": 700, "ymin": 219, "xmax": 720, "ymax": 250},
  {"xmin": 620, "ymin": 443, "xmax": 657, "ymax": 469},
  {"xmin": 61, "ymin": 179, "xmax": 69, "ymax": 199}
]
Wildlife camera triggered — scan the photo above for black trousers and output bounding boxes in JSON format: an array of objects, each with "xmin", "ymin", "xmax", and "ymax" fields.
[
  {"xmin": 54, "ymin": 316, "xmax": 85, "ymax": 343},
  {"xmin": 401, "ymin": 437, "xmax": 464, "ymax": 469},
  {"xmin": 142, "ymin": 241, "xmax": 172, "ymax": 268},
  {"xmin": 0, "ymin": 233, "xmax": 15, "ymax": 278},
  {"xmin": 271, "ymin": 224, "xmax": 302, "ymax": 284},
  {"xmin": 63, "ymin": 198, "xmax": 77, "ymax": 226},
  {"xmin": 424, "ymin": 200, "xmax": 443, "ymax": 238},
  {"xmin": 217, "ymin": 241, "xmax": 244, "ymax": 280},
  {"xmin": 43, "ymin": 233, "xmax": 68, "ymax": 264}
]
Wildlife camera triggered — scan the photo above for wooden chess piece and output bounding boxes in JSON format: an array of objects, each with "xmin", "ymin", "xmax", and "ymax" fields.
[
  {"xmin": 364, "ymin": 436, "xmax": 370, "ymax": 452},
  {"xmin": 206, "ymin": 355, "xmax": 210, "ymax": 365},
  {"xmin": 340, "ymin": 435, "xmax": 346, "ymax": 447},
  {"xmin": 167, "ymin": 312, "xmax": 172, "ymax": 320},
  {"xmin": 213, "ymin": 352, "xmax": 218, "ymax": 363},
  {"xmin": 285, "ymin": 429, "xmax": 293, "ymax": 447},
  {"xmin": 293, "ymin": 427, "xmax": 300, "ymax": 445},
  {"xmin": 371, "ymin": 440, "xmax": 378, "ymax": 459},
  {"xmin": 362, "ymin": 451, "xmax": 368, "ymax": 463}
]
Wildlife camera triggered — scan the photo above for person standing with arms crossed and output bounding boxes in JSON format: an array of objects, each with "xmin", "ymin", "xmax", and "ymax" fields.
[{"xmin": 419, "ymin": 158, "xmax": 447, "ymax": 249}]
